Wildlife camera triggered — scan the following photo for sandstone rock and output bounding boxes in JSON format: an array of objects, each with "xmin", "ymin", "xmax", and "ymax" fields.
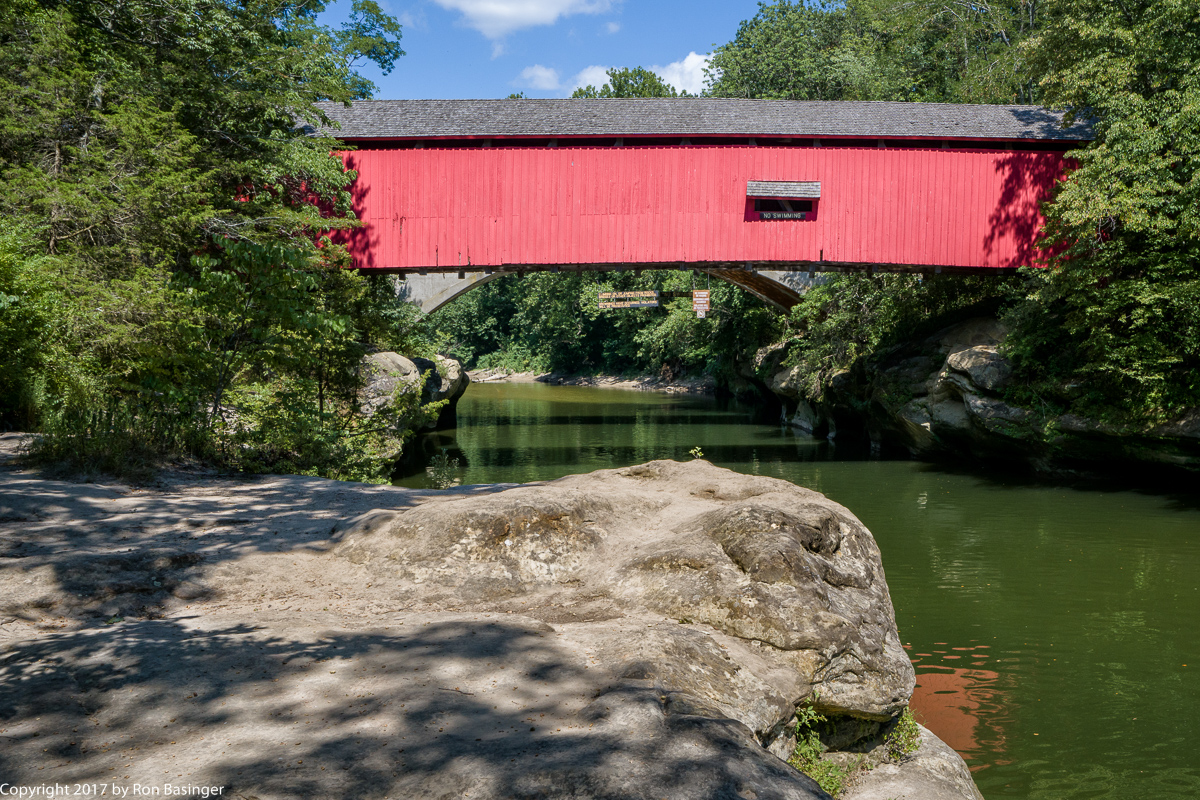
[
  {"xmin": 360, "ymin": 351, "xmax": 470, "ymax": 429},
  {"xmin": 964, "ymin": 394, "xmax": 1033, "ymax": 434},
  {"xmin": 1056, "ymin": 413, "xmax": 1109, "ymax": 435},
  {"xmin": 842, "ymin": 724, "xmax": 985, "ymax": 800},
  {"xmin": 771, "ymin": 363, "xmax": 810, "ymax": 401},
  {"xmin": 360, "ymin": 351, "xmax": 423, "ymax": 415},
  {"xmin": 334, "ymin": 460, "xmax": 915, "ymax": 736},
  {"xmin": 0, "ymin": 455, "xmax": 983, "ymax": 800},
  {"xmin": 769, "ymin": 365, "xmax": 829, "ymax": 436},
  {"xmin": 789, "ymin": 398, "xmax": 823, "ymax": 436},
  {"xmin": 418, "ymin": 353, "xmax": 469, "ymax": 404},
  {"xmin": 743, "ymin": 340, "xmax": 791, "ymax": 382},
  {"xmin": 1151, "ymin": 409, "xmax": 1200, "ymax": 441},
  {"xmin": 829, "ymin": 369, "xmax": 855, "ymax": 396},
  {"xmin": 929, "ymin": 397, "xmax": 972, "ymax": 434},
  {"xmin": 946, "ymin": 345, "xmax": 1012, "ymax": 393},
  {"xmin": 323, "ymin": 460, "xmax": 951, "ymax": 797},
  {"xmin": 895, "ymin": 400, "xmax": 936, "ymax": 451},
  {"xmin": 937, "ymin": 318, "xmax": 1008, "ymax": 353}
]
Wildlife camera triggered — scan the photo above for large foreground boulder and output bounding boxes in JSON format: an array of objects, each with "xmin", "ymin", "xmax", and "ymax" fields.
[
  {"xmin": 0, "ymin": 456, "xmax": 978, "ymax": 800},
  {"xmin": 336, "ymin": 460, "xmax": 913, "ymax": 725},
  {"xmin": 326, "ymin": 460, "xmax": 943, "ymax": 798}
]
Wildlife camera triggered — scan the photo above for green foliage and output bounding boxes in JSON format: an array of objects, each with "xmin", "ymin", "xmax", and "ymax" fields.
[
  {"xmin": 359, "ymin": 275, "xmax": 444, "ymax": 357},
  {"xmin": 708, "ymin": 0, "xmax": 904, "ymax": 101},
  {"xmin": 688, "ymin": 446, "xmax": 704, "ymax": 460},
  {"xmin": 1000, "ymin": 0, "xmax": 1200, "ymax": 421},
  {"xmin": 29, "ymin": 399, "xmax": 198, "ymax": 483},
  {"xmin": 0, "ymin": 225, "xmax": 59, "ymax": 428},
  {"xmin": 874, "ymin": 0, "xmax": 1043, "ymax": 103},
  {"xmin": 428, "ymin": 450, "xmax": 460, "ymax": 489},
  {"xmin": 785, "ymin": 274, "xmax": 1018, "ymax": 398},
  {"xmin": 886, "ymin": 708, "xmax": 920, "ymax": 760},
  {"xmin": 432, "ymin": 271, "xmax": 783, "ymax": 386},
  {"xmin": 788, "ymin": 702, "xmax": 854, "ymax": 797},
  {"xmin": 707, "ymin": 0, "xmax": 1041, "ymax": 103},
  {"xmin": 571, "ymin": 66, "xmax": 685, "ymax": 98},
  {"xmin": 218, "ymin": 373, "xmax": 441, "ymax": 482},
  {"xmin": 0, "ymin": 0, "xmax": 437, "ymax": 481}
]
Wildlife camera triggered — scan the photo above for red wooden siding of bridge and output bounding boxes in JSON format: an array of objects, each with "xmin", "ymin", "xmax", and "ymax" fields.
[{"xmin": 340, "ymin": 144, "xmax": 1065, "ymax": 271}]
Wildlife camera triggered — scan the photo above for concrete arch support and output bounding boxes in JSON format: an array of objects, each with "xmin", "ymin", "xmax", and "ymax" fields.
[
  {"xmin": 397, "ymin": 268, "xmax": 827, "ymax": 315},
  {"xmin": 399, "ymin": 271, "xmax": 513, "ymax": 315}
]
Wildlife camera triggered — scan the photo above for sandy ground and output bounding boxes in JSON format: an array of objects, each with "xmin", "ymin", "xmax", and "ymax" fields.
[
  {"xmin": 0, "ymin": 433, "xmax": 520, "ymax": 637},
  {"xmin": 0, "ymin": 433, "xmax": 545, "ymax": 797},
  {"xmin": 468, "ymin": 369, "xmax": 716, "ymax": 394}
]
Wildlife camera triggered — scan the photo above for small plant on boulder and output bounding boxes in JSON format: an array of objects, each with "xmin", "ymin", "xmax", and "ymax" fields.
[
  {"xmin": 787, "ymin": 699, "xmax": 853, "ymax": 797},
  {"xmin": 886, "ymin": 707, "xmax": 921, "ymax": 760}
]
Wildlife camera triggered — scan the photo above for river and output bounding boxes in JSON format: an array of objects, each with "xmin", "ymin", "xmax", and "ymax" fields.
[{"xmin": 396, "ymin": 381, "xmax": 1200, "ymax": 799}]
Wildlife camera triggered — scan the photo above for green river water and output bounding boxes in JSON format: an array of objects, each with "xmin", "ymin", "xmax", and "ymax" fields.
[{"xmin": 396, "ymin": 381, "xmax": 1200, "ymax": 799}]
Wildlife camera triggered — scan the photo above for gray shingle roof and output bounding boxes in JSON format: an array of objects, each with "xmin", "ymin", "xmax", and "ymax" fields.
[{"xmin": 312, "ymin": 99, "xmax": 1091, "ymax": 142}]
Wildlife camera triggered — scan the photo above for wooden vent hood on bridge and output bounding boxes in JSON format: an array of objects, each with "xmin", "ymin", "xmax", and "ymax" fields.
[
  {"xmin": 747, "ymin": 180, "xmax": 821, "ymax": 220},
  {"xmin": 746, "ymin": 180, "xmax": 822, "ymax": 199}
]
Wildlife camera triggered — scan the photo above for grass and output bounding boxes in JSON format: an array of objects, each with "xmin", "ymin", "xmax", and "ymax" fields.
[{"xmin": 788, "ymin": 702, "xmax": 922, "ymax": 797}]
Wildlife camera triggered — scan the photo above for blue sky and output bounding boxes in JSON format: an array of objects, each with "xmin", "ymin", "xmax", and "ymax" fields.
[{"xmin": 318, "ymin": 0, "xmax": 759, "ymax": 99}]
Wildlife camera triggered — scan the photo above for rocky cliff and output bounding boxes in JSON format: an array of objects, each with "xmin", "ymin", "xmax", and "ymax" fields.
[{"xmin": 768, "ymin": 318, "xmax": 1200, "ymax": 479}]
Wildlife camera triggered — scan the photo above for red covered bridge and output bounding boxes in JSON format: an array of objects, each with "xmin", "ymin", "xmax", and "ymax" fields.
[{"xmin": 316, "ymin": 99, "xmax": 1090, "ymax": 310}]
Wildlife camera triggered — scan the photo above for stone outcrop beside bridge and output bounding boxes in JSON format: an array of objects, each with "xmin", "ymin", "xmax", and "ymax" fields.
[{"xmin": 770, "ymin": 317, "xmax": 1200, "ymax": 478}]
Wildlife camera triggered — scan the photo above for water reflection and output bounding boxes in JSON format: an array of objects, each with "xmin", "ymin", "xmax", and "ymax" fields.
[
  {"xmin": 907, "ymin": 642, "xmax": 1011, "ymax": 771},
  {"xmin": 394, "ymin": 382, "xmax": 864, "ymax": 488},
  {"xmin": 395, "ymin": 381, "xmax": 1200, "ymax": 799}
]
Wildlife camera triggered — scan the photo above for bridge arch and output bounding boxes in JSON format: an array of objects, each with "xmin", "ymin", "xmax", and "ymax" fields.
[{"xmin": 399, "ymin": 267, "xmax": 826, "ymax": 315}]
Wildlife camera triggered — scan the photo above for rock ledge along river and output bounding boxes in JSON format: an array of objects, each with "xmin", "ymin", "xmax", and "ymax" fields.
[{"xmin": 400, "ymin": 381, "xmax": 1200, "ymax": 800}]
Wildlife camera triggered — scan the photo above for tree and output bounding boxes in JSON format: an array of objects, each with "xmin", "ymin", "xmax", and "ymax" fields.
[
  {"xmin": 571, "ymin": 67, "xmax": 684, "ymax": 98},
  {"xmin": 706, "ymin": 0, "xmax": 904, "ymax": 100},
  {"xmin": 0, "ymin": 0, "xmax": 440, "ymax": 480},
  {"xmin": 707, "ymin": 0, "xmax": 1042, "ymax": 103},
  {"xmin": 876, "ymin": 0, "xmax": 1042, "ymax": 103},
  {"xmin": 1000, "ymin": 0, "xmax": 1200, "ymax": 418}
]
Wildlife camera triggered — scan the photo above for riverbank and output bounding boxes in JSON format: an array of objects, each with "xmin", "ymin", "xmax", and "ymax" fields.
[
  {"xmin": 469, "ymin": 368, "xmax": 716, "ymax": 394},
  {"xmin": 764, "ymin": 317, "xmax": 1200, "ymax": 483},
  {"xmin": 0, "ymin": 434, "xmax": 981, "ymax": 799}
]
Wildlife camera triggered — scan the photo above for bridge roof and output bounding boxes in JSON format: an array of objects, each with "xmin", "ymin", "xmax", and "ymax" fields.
[{"xmin": 313, "ymin": 99, "xmax": 1091, "ymax": 143}]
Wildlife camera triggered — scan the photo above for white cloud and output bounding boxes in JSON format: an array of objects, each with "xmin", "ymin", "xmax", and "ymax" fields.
[
  {"xmin": 519, "ymin": 64, "xmax": 562, "ymax": 90},
  {"xmin": 432, "ymin": 0, "xmax": 612, "ymax": 39},
  {"xmin": 650, "ymin": 51, "xmax": 711, "ymax": 96},
  {"xmin": 605, "ymin": 21, "xmax": 620, "ymax": 33},
  {"xmin": 398, "ymin": 9, "xmax": 426, "ymax": 30},
  {"xmin": 570, "ymin": 64, "xmax": 611, "ymax": 93}
]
